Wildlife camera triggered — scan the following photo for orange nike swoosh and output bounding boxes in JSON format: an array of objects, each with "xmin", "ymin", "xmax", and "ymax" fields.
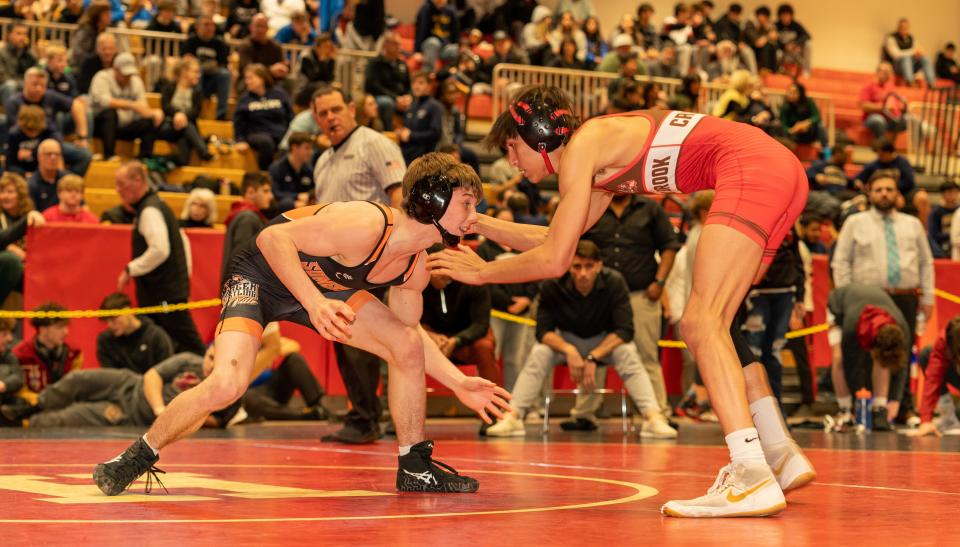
[
  {"xmin": 726, "ymin": 479, "xmax": 771, "ymax": 503},
  {"xmin": 773, "ymin": 459, "xmax": 787, "ymax": 476}
]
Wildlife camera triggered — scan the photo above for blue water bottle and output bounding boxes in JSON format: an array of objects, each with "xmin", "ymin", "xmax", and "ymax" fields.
[{"xmin": 855, "ymin": 388, "xmax": 873, "ymax": 432}]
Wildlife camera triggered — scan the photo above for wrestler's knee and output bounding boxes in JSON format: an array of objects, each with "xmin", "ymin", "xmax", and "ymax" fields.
[
  {"xmin": 679, "ymin": 301, "xmax": 724, "ymax": 347},
  {"xmin": 205, "ymin": 367, "xmax": 248, "ymax": 408},
  {"xmin": 390, "ymin": 326, "xmax": 425, "ymax": 371}
]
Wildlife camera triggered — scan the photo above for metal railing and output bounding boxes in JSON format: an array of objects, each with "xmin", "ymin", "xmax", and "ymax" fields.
[
  {"xmin": 492, "ymin": 62, "xmax": 836, "ymax": 146},
  {"xmin": 907, "ymin": 87, "xmax": 960, "ymax": 180},
  {"xmin": 0, "ymin": 17, "xmax": 374, "ymax": 97}
]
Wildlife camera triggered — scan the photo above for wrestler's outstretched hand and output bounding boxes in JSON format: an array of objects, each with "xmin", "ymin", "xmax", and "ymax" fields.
[
  {"xmin": 453, "ymin": 376, "xmax": 513, "ymax": 424},
  {"xmin": 307, "ymin": 297, "xmax": 356, "ymax": 341},
  {"xmin": 426, "ymin": 245, "xmax": 487, "ymax": 285}
]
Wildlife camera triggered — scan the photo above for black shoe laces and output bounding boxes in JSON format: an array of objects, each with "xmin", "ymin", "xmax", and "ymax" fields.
[
  {"xmin": 428, "ymin": 457, "xmax": 461, "ymax": 477},
  {"xmin": 142, "ymin": 465, "xmax": 169, "ymax": 495}
]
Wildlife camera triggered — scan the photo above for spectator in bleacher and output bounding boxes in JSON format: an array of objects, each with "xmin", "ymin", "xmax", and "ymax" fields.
[
  {"xmin": 0, "ymin": 318, "xmax": 23, "ymax": 425},
  {"xmin": 309, "ymin": 83, "xmax": 404, "ymax": 444},
  {"xmin": 712, "ymin": 3, "xmax": 757, "ymax": 75},
  {"xmin": 6, "ymin": 68, "xmax": 92, "ymax": 176},
  {"xmin": 486, "ymin": 240, "xmax": 677, "ymax": 438},
  {"xmin": 548, "ymin": 37, "xmax": 586, "ymax": 71},
  {"xmin": 147, "ymin": 0, "xmax": 185, "ymax": 33},
  {"xmin": 221, "ymin": 171, "xmax": 272, "ymax": 283},
  {"xmin": 182, "ymin": 13, "xmax": 232, "ymax": 121},
  {"xmin": 548, "ymin": 11, "xmax": 587, "ymax": 64},
  {"xmin": 521, "ymin": 4, "xmax": 553, "ymax": 67},
  {"xmin": 7, "ymin": 106, "xmax": 58, "ymax": 176},
  {"xmin": 436, "ymin": 79, "xmax": 479, "ymax": 175},
  {"xmin": 705, "ymin": 39, "xmax": 747, "ymax": 82},
  {"xmin": 928, "ymin": 181, "xmax": 959, "ymax": 259},
  {"xmin": 606, "ymin": 54, "xmax": 643, "ymax": 100},
  {"xmin": 883, "ymin": 18, "xmax": 935, "ymax": 87},
  {"xmin": 667, "ymin": 74, "xmax": 701, "ymax": 111},
  {"xmin": 44, "ymin": 45, "xmax": 77, "ymax": 98},
  {"xmin": 397, "ymin": 72, "xmax": 443, "ymax": 166},
  {"xmin": 155, "ymin": 58, "xmax": 215, "ymax": 165},
  {"xmin": 827, "ymin": 284, "xmax": 908, "ymax": 431},
  {"xmin": 780, "ymin": 81, "xmax": 824, "ymax": 147},
  {"xmin": 41, "ymin": 175, "xmax": 98, "ymax": 224},
  {"xmin": 806, "ymin": 145, "xmax": 853, "ymax": 196},
  {"xmin": 13, "ymin": 301, "xmax": 82, "ymax": 400},
  {"xmin": 356, "ymin": 93, "xmax": 384, "ymax": 132},
  {"xmin": 613, "ymin": 13, "xmax": 643, "ymax": 55},
  {"xmin": 582, "ymin": 16, "xmax": 608, "ymax": 68},
  {"xmin": 69, "ymin": 1, "xmax": 113, "ymax": 70},
  {"xmin": 96, "ymin": 292, "xmax": 175, "ymax": 374},
  {"xmin": 226, "ymin": 0, "xmax": 259, "ymax": 39},
  {"xmin": 415, "ymin": 0, "xmax": 461, "ymax": 73},
  {"xmin": 77, "ymin": 33, "xmax": 118, "ymax": 96},
  {"xmin": 690, "ymin": 5, "xmax": 718, "ymax": 68},
  {"xmin": 775, "ymin": 3, "xmax": 810, "ymax": 76},
  {"xmin": 854, "ymin": 139, "xmax": 928, "ymax": 220},
  {"xmin": 262, "ymin": 0, "xmax": 306, "ymax": 31},
  {"xmin": 596, "ymin": 33, "xmax": 635, "ymax": 74},
  {"xmin": 482, "ymin": 30, "xmax": 529, "ymax": 92},
  {"xmin": 90, "ymin": 54, "xmax": 163, "ymax": 161},
  {"xmin": 832, "ymin": 173, "xmax": 933, "ymax": 420},
  {"xmin": 275, "ymin": 11, "xmax": 316, "ymax": 45},
  {"xmin": 364, "ymin": 31, "xmax": 412, "ymax": 132},
  {"xmin": 797, "ymin": 214, "xmax": 827, "ymax": 254},
  {"xmin": 179, "ymin": 187, "xmax": 217, "ymax": 228},
  {"xmin": 0, "ymin": 22, "xmax": 37, "ymax": 105},
  {"xmin": 647, "ymin": 43, "xmax": 681, "ymax": 79},
  {"xmin": 711, "ymin": 69, "xmax": 751, "ymax": 120},
  {"xmin": 268, "ymin": 131, "xmax": 314, "ymax": 212},
  {"xmin": 421, "ymin": 245, "xmax": 499, "ymax": 386},
  {"xmin": 294, "ymin": 32, "xmax": 336, "ymax": 107},
  {"xmin": 634, "ymin": 4, "xmax": 659, "ymax": 57},
  {"xmin": 744, "ymin": 5, "xmax": 778, "ymax": 74},
  {"xmin": 582, "ymin": 193, "xmax": 679, "ymax": 416},
  {"xmin": 28, "ymin": 139, "xmax": 67, "ymax": 213},
  {"xmin": 936, "ymin": 43, "xmax": 960, "ymax": 85},
  {"xmin": 237, "ymin": 14, "xmax": 291, "ymax": 93},
  {"xmin": 860, "ymin": 62, "xmax": 909, "ymax": 142},
  {"xmin": 475, "ymin": 208, "xmax": 539, "ymax": 392},
  {"xmin": 114, "ymin": 161, "xmax": 206, "ymax": 355},
  {"xmin": 57, "ymin": 0, "xmax": 85, "ymax": 24},
  {"xmin": 555, "ymin": 0, "xmax": 594, "ymax": 25},
  {"xmin": 234, "ymin": 63, "xmax": 294, "ymax": 171},
  {"xmin": 192, "ymin": 0, "xmax": 226, "ymax": 32}
]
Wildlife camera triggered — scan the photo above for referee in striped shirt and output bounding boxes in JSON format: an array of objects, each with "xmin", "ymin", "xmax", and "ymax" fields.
[{"xmin": 311, "ymin": 84, "xmax": 405, "ymax": 443}]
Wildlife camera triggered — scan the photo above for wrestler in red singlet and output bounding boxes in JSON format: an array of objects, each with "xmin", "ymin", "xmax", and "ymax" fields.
[{"xmin": 588, "ymin": 109, "xmax": 808, "ymax": 265}]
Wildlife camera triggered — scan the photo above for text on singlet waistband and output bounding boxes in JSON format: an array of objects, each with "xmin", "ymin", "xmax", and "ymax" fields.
[{"xmin": 643, "ymin": 111, "xmax": 705, "ymax": 194}]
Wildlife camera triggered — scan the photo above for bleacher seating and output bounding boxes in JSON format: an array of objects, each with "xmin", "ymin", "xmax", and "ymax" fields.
[{"xmin": 85, "ymin": 187, "xmax": 241, "ymax": 222}]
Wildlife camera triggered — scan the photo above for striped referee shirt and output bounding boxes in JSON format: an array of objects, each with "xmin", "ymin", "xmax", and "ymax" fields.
[{"xmin": 313, "ymin": 126, "xmax": 406, "ymax": 204}]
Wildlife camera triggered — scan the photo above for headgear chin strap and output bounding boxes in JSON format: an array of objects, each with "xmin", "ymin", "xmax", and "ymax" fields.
[
  {"xmin": 405, "ymin": 171, "xmax": 462, "ymax": 247},
  {"xmin": 509, "ymin": 100, "xmax": 572, "ymax": 175}
]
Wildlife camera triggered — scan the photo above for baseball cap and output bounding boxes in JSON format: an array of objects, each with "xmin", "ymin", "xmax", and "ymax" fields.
[
  {"xmin": 612, "ymin": 34, "xmax": 633, "ymax": 49},
  {"xmin": 493, "ymin": 30, "xmax": 508, "ymax": 42},
  {"xmin": 113, "ymin": 52, "xmax": 139, "ymax": 76}
]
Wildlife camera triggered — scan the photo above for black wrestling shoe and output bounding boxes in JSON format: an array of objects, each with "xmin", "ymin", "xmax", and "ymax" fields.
[
  {"xmin": 93, "ymin": 438, "xmax": 166, "ymax": 496},
  {"xmin": 321, "ymin": 424, "xmax": 382, "ymax": 444},
  {"xmin": 396, "ymin": 440, "xmax": 479, "ymax": 493},
  {"xmin": 872, "ymin": 408, "xmax": 893, "ymax": 432}
]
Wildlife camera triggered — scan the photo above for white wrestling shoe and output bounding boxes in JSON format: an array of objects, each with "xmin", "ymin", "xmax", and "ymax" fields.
[
  {"xmin": 640, "ymin": 416, "xmax": 678, "ymax": 439},
  {"xmin": 764, "ymin": 439, "xmax": 816, "ymax": 492},
  {"xmin": 661, "ymin": 461, "xmax": 786, "ymax": 518},
  {"xmin": 485, "ymin": 414, "xmax": 526, "ymax": 437}
]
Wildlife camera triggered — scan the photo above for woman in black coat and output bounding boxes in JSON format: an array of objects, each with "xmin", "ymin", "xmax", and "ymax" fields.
[{"xmin": 152, "ymin": 58, "xmax": 215, "ymax": 165}]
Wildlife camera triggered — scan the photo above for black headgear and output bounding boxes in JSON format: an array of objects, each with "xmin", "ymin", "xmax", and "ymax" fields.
[
  {"xmin": 509, "ymin": 99, "xmax": 573, "ymax": 174},
  {"xmin": 405, "ymin": 171, "xmax": 462, "ymax": 247}
]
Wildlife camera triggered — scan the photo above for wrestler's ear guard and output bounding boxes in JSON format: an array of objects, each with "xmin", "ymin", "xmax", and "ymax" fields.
[
  {"xmin": 509, "ymin": 100, "xmax": 573, "ymax": 174},
  {"xmin": 405, "ymin": 173, "xmax": 461, "ymax": 247}
]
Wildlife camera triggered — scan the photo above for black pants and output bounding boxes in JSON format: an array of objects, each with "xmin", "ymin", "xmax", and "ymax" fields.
[
  {"xmin": 246, "ymin": 132, "xmax": 279, "ymax": 171},
  {"xmin": 144, "ymin": 118, "xmax": 210, "ymax": 165},
  {"xmin": 94, "ymin": 110, "xmax": 156, "ymax": 158},
  {"xmin": 333, "ymin": 286, "xmax": 386, "ymax": 433},
  {"xmin": 147, "ymin": 309, "xmax": 206, "ymax": 356},
  {"xmin": 243, "ymin": 353, "xmax": 324, "ymax": 420},
  {"xmin": 786, "ymin": 335, "xmax": 815, "ymax": 405},
  {"xmin": 890, "ymin": 293, "xmax": 919, "ymax": 406}
]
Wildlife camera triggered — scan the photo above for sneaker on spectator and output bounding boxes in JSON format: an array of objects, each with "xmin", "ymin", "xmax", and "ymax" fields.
[
  {"xmin": 824, "ymin": 410, "xmax": 855, "ymax": 433},
  {"xmin": 641, "ymin": 415, "xmax": 678, "ymax": 439},
  {"xmin": 486, "ymin": 414, "xmax": 525, "ymax": 437},
  {"xmin": 560, "ymin": 417, "xmax": 598, "ymax": 431},
  {"xmin": 872, "ymin": 407, "xmax": 893, "ymax": 431},
  {"xmin": 661, "ymin": 461, "xmax": 786, "ymax": 518},
  {"xmin": 934, "ymin": 394, "xmax": 960, "ymax": 431},
  {"xmin": 764, "ymin": 439, "xmax": 816, "ymax": 492},
  {"xmin": 524, "ymin": 410, "xmax": 542, "ymax": 424}
]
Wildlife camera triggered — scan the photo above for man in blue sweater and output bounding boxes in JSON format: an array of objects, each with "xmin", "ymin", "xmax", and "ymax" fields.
[{"xmin": 397, "ymin": 72, "xmax": 443, "ymax": 165}]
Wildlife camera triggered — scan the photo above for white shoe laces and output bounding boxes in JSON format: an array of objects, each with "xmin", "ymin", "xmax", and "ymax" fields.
[{"xmin": 707, "ymin": 464, "xmax": 735, "ymax": 495}]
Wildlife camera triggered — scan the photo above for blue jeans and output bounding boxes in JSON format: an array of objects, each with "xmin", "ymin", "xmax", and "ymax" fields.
[
  {"xmin": 895, "ymin": 55, "xmax": 935, "ymax": 86},
  {"xmin": 375, "ymin": 95, "xmax": 396, "ymax": 131},
  {"xmin": 742, "ymin": 291, "xmax": 796, "ymax": 400},
  {"xmin": 864, "ymin": 113, "xmax": 907, "ymax": 140},
  {"xmin": 420, "ymin": 37, "xmax": 459, "ymax": 72},
  {"xmin": 201, "ymin": 69, "xmax": 232, "ymax": 120}
]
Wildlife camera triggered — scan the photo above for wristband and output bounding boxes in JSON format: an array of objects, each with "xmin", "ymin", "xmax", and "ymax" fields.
[{"xmin": 585, "ymin": 354, "xmax": 597, "ymax": 363}]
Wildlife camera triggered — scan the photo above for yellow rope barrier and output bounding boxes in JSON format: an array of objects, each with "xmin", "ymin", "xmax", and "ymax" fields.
[{"xmin": 0, "ymin": 299, "xmax": 223, "ymax": 319}]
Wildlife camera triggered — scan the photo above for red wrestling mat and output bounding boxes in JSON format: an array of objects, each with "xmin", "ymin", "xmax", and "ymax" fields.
[{"xmin": 0, "ymin": 435, "xmax": 958, "ymax": 546}]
